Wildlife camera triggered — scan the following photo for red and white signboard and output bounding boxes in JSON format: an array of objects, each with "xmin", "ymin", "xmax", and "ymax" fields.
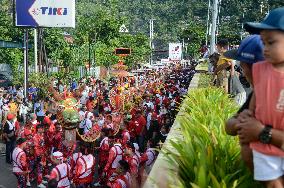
[{"xmin": 169, "ymin": 43, "xmax": 182, "ymax": 61}]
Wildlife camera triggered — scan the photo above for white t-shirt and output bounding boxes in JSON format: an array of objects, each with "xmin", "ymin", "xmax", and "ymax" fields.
[{"xmin": 83, "ymin": 119, "xmax": 93, "ymax": 134}]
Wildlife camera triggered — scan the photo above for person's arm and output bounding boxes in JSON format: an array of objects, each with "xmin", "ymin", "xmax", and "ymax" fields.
[
  {"xmin": 225, "ymin": 115, "xmax": 239, "ymax": 136},
  {"xmin": 248, "ymin": 92, "xmax": 256, "ymax": 114},
  {"xmin": 236, "ymin": 117, "xmax": 284, "ymax": 149}
]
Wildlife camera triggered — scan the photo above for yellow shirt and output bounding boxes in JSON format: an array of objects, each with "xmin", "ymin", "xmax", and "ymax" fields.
[
  {"xmin": 9, "ymin": 102, "xmax": 18, "ymax": 114},
  {"xmin": 217, "ymin": 54, "xmax": 232, "ymax": 66}
]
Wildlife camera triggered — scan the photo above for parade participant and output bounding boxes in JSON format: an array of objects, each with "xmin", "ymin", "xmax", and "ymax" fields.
[
  {"xmin": 3, "ymin": 113, "xmax": 16, "ymax": 164},
  {"xmin": 26, "ymin": 113, "xmax": 39, "ymax": 134},
  {"xmin": 12, "ymin": 138, "xmax": 28, "ymax": 188},
  {"xmin": 34, "ymin": 99, "xmax": 45, "ymax": 123},
  {"xmin": 133, "ymin": 110, "xmax": 146, "ymax": 152},
  {"xmin": 140, "ymin": 140, "xmax": 158, "ymax": 174},
  {"xmin": 104, "ymin": 114, "xmax": 114, "ymax": 132},
  {"xmin": 99, "ymin": 128, "xmax": 111, "ymax": 167},
  {"xmin": 83, "ymin": 112, "xmax": 94, "ymax": 135},
  {"xmin": 124, "ymin": 142, "xmax": 140, "ymax": 187},
  {"xmin": 52, "ymin": 123, "xmax": 63, "ymax": 152},
  {"xmin": 73, "ymin": 147, "xmax": 96, "ymax": 187},
  {"xmin": 98, "ymin": 113, "xmax": 105, "ymax": 128},
  {"xmin": 103, "ymin": 99, "xmax": 113, "ymax": 114},
  {"xmin": 70, "ymin": 147, "xmax": 83, "ymax": 175},
  {"xmin": 24, "ymin": 129, "xmax": 36, "ymax": 187},
  {"xmin": 121, "ymin": 123, "xmax": 130, "ymax": 147},
  {"xmin": 33, "ymin": 124, "xmax": 47, "ymax": 187},
  {"xmin": 49, "ymin": 151, "xmax": 72, "ymax": 188},
  {"xmin": 107, "ymin": 160, "xmax": 130, "ymax": 188},
  {"xmin": 103, "ymin": 139, "xmax": 124, "ymax": 180}
]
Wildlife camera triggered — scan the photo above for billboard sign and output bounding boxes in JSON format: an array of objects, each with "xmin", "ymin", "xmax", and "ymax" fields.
[
  {"xmin": 15, "ymin": 0, "xmax": 75, "ymax": 28},
  {"xmin": 169, "ymin": 43, "xmax": 182, "ymax": 61}
]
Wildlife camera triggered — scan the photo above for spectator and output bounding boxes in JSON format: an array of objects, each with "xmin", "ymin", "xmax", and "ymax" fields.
[{"xmin": 3, "ymin": 113, "xmax": 16, "ymax": 164}]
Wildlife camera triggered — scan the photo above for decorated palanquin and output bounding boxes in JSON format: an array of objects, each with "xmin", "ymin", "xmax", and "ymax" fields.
[{"xmin": 48, "ymin": 83, "xmax": 101, "ymax": 144}]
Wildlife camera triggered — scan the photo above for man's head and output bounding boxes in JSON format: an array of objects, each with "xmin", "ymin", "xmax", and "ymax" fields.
[
  {"xmin": 52, "ymin": 151, "xmax": 64, "ymax": 164},
  {"xmin": 16, "ymin": 138, "xmax": 27, "ymax": 149},
  {"xmin": 116, "ymin": 160, "xmax": 130, "ymax": 175},
  {"xmin": 216, "ymin": 39, "xmax": 229, "ymax": 53}
]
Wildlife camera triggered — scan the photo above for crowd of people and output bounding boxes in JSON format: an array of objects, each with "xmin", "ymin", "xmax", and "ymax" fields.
[{"xmin": 0, "ymin": 63, "xmax": 195, "ymax": 188}]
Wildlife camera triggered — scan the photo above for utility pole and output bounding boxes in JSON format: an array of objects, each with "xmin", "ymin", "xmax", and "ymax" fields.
[
  {"xmin": 34, "ymin": 28, "xmax": 38, "ymax": 73},
  {"xmin": 206, "ymin": 0, "xmax": 211, "ymax": 46},
  {"xmin": 23, "ymin": 29, "xmax": 29, "ymax": 98},
  {"xmin": 149, "ymin": 19, "xmax": 155, "ymax": 65},
  {"xmin": 210, "ymin": 0, "xmax": 218, "ymax": 55}
]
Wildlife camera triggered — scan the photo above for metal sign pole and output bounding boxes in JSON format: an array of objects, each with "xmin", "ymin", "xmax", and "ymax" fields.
[{"xmin": 24, "ymin": 29, "xmax": 29, "ymax": 98}]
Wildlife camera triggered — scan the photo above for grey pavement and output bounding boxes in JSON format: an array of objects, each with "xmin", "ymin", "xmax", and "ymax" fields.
[{"xmin": 0, "ymin": 143, "xmax": 17, "ymax": 188}]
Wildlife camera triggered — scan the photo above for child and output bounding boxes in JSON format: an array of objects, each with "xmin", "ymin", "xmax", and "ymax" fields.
[{"xmin": 242, "ymin": 7, "xmax": 284, "ymax": 187}]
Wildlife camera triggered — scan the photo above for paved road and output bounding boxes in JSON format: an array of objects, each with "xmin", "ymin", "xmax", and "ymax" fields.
[{"xmin": 0, "ymin": 143, "xmax": 17, "ymax": 188}]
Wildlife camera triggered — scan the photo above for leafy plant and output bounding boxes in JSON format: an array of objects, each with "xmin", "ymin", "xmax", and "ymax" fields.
[{"xmin": 165, "ymin": 88, "xmax": 261, "ymax": 188}]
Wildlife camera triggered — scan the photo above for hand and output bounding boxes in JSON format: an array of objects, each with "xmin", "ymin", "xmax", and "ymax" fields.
[
  {"xmin": 236, "ymin": 117, "xmax": 264, "ymax": 144},
  {"xmin": 237, "ymin": 109, "xmax": 254, "ymax": 123}
]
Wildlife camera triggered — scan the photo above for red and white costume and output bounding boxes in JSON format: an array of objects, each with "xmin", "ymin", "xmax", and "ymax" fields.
[
  {"xmin": 12, "ymin": 147, "xmax": 28, "ymax": 173},
  {"xmin": 125, "ymin": 154, "xmax": 140, "ymax": 177},
  {"xmin": 121, "ymin": 130, "xmax": 130, "ymax": 146},
  {"xmin": 73, "ymin": 154, "xmax": 95, "ymax": 185},
  {"xmin": 107, "ymin": 173, "xmax": 131, "ymax": 188},
  {"xmin": 104, "ymin": 144, "xmax": 124, "ymax": 178},
  {"xmin": 140, "ymin": 148, "xmax": 157, "ymax": 174},
  {"xmin": 99, "ymin": 137, "xmax": 110, "ymax": 166},
  {"xmin": 70, "ymin": 152, "xmax": 83, "ymax": 173},
  {"xmin": 49, "ymin": 163, "xmax": 71, "ymax": 188}
]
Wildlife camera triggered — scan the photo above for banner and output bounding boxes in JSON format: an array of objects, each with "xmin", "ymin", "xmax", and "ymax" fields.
[
  {"xmin": 169, "ymin": 43, "xmax": 182, "ymax": 61},
  {"xmin": 15, "ymin": 0, "xmax": 75, "ymax": 28}
]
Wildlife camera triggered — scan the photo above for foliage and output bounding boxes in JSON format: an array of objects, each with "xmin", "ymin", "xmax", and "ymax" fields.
[
  {"xmin": 198, "ymin": 73, "xmax": 213, "ymax": 88},
  {"xmin": 165, "ymin": 88, "xmax": 261, "ymax": 188}
]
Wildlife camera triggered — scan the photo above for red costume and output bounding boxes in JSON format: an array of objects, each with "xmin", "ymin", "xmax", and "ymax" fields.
[
  {"xmin": 104, "ymin": 144, "xmax": 124, "ymax": 179},
  {"xmin": 13, "ymin": 147, "xmax": 28, "ymax": 188},
  {"xmin": 49, "ymin": 163, "xmax": 71, "ymax": 188},
  {"xmin": 73, "ymin": 154, "xmax": 95, "ymax": 185}
]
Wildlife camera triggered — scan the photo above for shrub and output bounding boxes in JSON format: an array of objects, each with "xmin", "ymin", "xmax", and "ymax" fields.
[{"xmin": 165, "ymin": 87, "xmax": 260, "ymax": 188}]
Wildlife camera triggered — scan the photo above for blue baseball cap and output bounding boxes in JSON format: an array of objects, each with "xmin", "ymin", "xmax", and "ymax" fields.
[
  {"xmin": 223, "ymin": 35, "xmax": 264, "ymax": 64},
  {"xmin": 244, "ymin": 7, "xmax": 284, "ymax": 34}
]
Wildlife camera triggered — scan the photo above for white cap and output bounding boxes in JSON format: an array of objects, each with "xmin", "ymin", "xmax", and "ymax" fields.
[{"xmin": 53, "ymin": 151, "xmax": 63, "ymax": 160}]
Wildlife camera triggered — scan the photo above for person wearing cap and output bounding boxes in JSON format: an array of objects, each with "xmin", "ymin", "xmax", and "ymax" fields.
[
  {"xmin": 224, "ymin": 35, "xmax": 265, "ymax": 171},
  {"xmin": 3, "ymin": 113, "xmax": 16, "ymax": 164},
  {"xmin": 12, "ymin": 138, "xmax": 28, "ymax": 188},
  {"xmin": 49, "ymin": 151, "xmax": 72, "ymax": 188},
  {"xmin": 233, "ymin": 7, "xmax": 284, "ymax": 186}
]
